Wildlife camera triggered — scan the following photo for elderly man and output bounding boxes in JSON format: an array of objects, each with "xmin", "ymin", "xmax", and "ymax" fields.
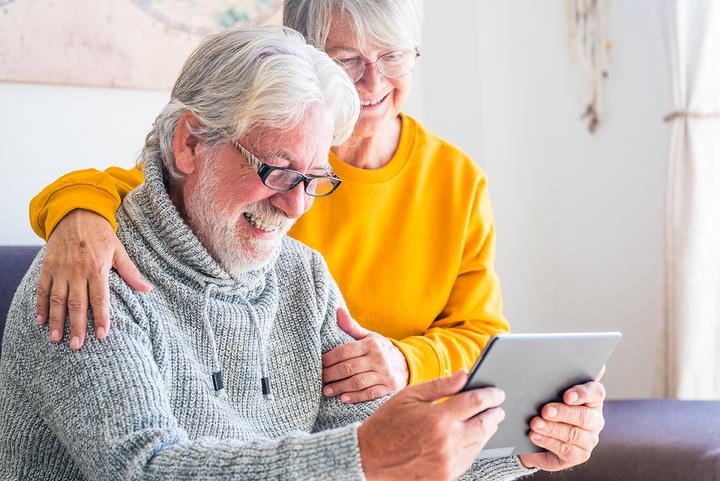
[{"xmin": 0, "ymin": 26, "xmax": 533, "ymax": 481}]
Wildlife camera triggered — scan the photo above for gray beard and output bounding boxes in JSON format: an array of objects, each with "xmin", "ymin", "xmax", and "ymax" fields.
[{"xmin": 183, "ymin": 161, "xmax": 293, "ymax": 276}]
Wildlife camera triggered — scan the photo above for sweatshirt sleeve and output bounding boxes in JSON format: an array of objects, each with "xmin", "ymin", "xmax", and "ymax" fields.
[
  {"xmin": 390, "ymin": 175, "xmax": 511, "ymax": 384},
  {"xmin": 7, "ymin": 266, "xmax": 367, "ymax": 481},
  {"xmin": 29, "ymin": 165, "xmax": 145, "ymax": 240}
]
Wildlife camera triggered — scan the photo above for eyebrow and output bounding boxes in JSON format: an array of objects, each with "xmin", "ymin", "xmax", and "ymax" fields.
[
  {"xmin": 263, "ymin": 148, "xmax": 333, "ymax": 176},
  {"xmin": 311, "ymin": 164, "xmax": 334, "ymax": 176},
  {"xmin": 264, "ymin": 148, "xmax": 295, "ymax": 165},
  {"xmin": 326, "ymin": 46, "xmax": 361, "ymax": 56}
]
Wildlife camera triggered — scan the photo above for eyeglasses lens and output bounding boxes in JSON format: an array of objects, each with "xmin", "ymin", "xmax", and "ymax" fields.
[
  {"xmin": 265, "ymin": 169, "xmax": 301, "ymax": 191},
  {"xmin": 307, "ymin": 178, "xmax": 336, "ymax": 196},
  {"xmin": 339, "ymin": 51, "xmax": 417, "ymax": 83},
  {"xmin": 377, "ymin": 51, "xmax": 416, "ymax": 78}
]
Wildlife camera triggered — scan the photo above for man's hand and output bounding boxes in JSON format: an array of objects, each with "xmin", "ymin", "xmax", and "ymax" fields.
[
  {"xmin": 322, "ymin": 308, "xmax": 409, "ymax": 403},
  {"xmin": 518, "ymin": 375, "xmax": 607, "ymax": 471},
  {"xmin": 358, "ymin": 370, "xmax": 505, "ymax": 481},
  {"xmin": 36, "ymin": 209, "xmax": 152, "ymax": 350}
]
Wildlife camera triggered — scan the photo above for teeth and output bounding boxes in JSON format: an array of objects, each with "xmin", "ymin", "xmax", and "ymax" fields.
[
  {"xmin": 360, "ymin": 95, "xmax": 386, "ymax": 106},
  {"xmin": 243, "ymin": 213, "xmax": 279, "ymax": 233}
]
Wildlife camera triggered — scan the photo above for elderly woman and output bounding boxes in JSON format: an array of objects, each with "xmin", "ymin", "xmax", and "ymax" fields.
[{"xmin": 29, "ymin": 0, "xmax": 606, "ymax": 472}]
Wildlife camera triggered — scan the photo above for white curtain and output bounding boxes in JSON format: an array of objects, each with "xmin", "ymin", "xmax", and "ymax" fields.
[{"xmin": 663, "ymin": 0, "xmax": 720, "ymax": 399}]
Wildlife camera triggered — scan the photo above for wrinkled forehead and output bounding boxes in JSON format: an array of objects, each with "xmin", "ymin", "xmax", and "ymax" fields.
[{"xmin": 242, "ymin": 107, "xmax": 334, "ymax": 172}]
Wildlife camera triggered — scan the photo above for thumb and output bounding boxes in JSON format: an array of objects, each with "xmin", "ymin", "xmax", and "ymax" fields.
[
  {"xmin": 410, "ymin": 370, "xmax": 468, "ymax": 403},
  {"xmin": 336, "ymin": 307, "xmax": 369, "ymax": 340},
  {"xmin": 113, "ymin": 241, "xmax": 153, "ymax": 293}
]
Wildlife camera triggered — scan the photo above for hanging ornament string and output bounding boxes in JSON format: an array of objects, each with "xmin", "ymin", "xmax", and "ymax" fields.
[{"xmin": 566, "ymin": 0, "xmax": 612, "ymax": 133}]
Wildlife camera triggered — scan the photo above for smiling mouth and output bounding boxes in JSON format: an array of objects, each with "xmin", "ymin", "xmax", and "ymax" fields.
[
  {"xmin": 242, "ymin": 212, "xmax": 279, "ymax": 233},
  {"xmin": 360, "ymin": 92, "xmax": 389, "ymax": 109}
]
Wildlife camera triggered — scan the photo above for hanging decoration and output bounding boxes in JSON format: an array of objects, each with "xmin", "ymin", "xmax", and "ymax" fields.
[{"xmin": 565, "ymin": 0, "xmax": 612, "ymax": 133}]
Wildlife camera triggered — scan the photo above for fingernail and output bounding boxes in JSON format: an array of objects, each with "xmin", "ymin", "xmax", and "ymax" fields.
[
  {"xmin": 323, "ymin": 387, "xmax": 333, "ymax": 396},
  {"xmin": 532, "ymin": 433, "xmax": 543, "ymax": 442},
  {"xmin": 567, "ymin": 391, "xmax": 579, "ymax": 403},
  {"xmin": 50, "ymin": 329, "xmax": 62, "ymax": 343},
  {"xmin": 36, "ymin": 314, "xmax": 43, "ymax": 324},
  {"xmin": 96, "ymin": 327, "xmax": 107, "ymax": 339},
  {"xmin": 340, "ymin": 394, "xmax": 350, "ymax": 403},
  {"xmin": 70, "ymin": 336, "xmax": 81, "ymax": 350},
  {"xmin": 498, "ymin": 389, "xmax": 506, "ymax": 402},
  {"xmin": 535, "ymin": 419, "xmax": 546, "ymax": 430},
  {"xmin": 547, "ymin": 407, "xmax": 558, "ymax": 418}
]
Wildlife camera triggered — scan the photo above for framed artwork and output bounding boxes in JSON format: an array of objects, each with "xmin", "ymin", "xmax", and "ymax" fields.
[{"xmin": 0, "ymin": 0, "xmax": 283, "ymax": 90}]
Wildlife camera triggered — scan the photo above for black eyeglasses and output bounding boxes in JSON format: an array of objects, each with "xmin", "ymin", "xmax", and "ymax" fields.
[
  {"xmin": 233, "ymin": 141, "xmax": 342, "ymax": 197},
  {"xmin": 333, "ymin": 49, "xmax": 420, "ymax": 83}
]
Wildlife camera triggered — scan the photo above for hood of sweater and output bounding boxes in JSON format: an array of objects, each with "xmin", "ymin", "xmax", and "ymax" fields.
[{"xmin": 121, "ymin": 153, "xmax": 283, "ymax": 397}]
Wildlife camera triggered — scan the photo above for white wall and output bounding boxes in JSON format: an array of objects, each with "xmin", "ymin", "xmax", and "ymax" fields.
[
  {"xmin": 418, "ymin": 0, "xmax": 670, "ymax": 398},
  {"xmin": 0, "ymin": 83, "xmax": 169, "ymax": 243},
  {"xmin": 0, "ymin": 1, "xmax": 670, "ymax": 397}
]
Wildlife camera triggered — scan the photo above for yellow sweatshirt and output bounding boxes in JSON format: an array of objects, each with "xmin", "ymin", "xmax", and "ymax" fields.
[{"xmin": 29, "ymin": 113, "xmax": 509, "ymax": 384}]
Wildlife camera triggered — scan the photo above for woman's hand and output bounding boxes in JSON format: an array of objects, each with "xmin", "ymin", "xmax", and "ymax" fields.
[
  {"xmin": 518, "ymin": 372, "xmax": 607, "ymax": 472},
  {"xmin": 36, "ymin": 209, "xmax": 152, "ymax": 350},
  {"xmin": 322, "ymin": 308, "xmax": 409, "ymax": 403}
]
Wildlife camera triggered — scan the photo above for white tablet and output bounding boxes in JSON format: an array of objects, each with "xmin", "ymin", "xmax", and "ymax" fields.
[{"xmin": 461, "ymin": 332, "xmax": 622, "ymax": 459}]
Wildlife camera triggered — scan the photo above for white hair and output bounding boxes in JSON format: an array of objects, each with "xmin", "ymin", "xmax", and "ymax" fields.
[
  {"xmin": 283, "ymin": 0, "xmax": 424, "ymax": 52},
  {"xmin": 139, "ymin": 26, "xmax": 359, "ymax": 179}
]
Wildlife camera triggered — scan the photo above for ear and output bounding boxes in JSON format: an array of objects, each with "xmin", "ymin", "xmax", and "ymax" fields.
[{"xmin": 172, "ymin": 111, "xmax": 202, "ymax": 175}]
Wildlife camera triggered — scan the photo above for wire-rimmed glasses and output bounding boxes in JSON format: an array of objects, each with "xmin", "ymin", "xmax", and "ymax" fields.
[{"xmin": 334, "ymin": 49, "xmax": 420, "ymax": 83}]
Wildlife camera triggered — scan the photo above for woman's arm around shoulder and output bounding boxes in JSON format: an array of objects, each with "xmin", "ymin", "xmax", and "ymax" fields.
[{"xmin": 30, "ymin": 165, "xmax": 151, "ymax": 349}]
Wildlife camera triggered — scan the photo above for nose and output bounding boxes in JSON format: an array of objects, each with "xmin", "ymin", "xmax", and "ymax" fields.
[
  {"xmin": 358, "ymin": 61, "xmax": 384, "ymax": 91},
  {"xmin": 271, "ymin": 183, "xmax": 311, "ymax": 220}
]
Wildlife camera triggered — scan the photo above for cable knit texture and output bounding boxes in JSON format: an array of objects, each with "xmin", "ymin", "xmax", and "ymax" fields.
[{"xmin": 0, "ymin": 155, "xmax": 532, "ymax": 481}]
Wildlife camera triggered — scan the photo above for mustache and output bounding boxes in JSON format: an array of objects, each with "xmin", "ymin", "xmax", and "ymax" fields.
[{"xmin": 242, "ymin": 201, "xmax": 292, "ymax": 229}]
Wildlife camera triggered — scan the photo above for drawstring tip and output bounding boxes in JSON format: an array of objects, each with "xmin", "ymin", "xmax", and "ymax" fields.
[
  {"xmin": 212, "ymin": 371, "xmax": 225, "ymax": 391},
  {"xmin": 261, "ymin": 376, "xmax": 272, "ymax": 399}
]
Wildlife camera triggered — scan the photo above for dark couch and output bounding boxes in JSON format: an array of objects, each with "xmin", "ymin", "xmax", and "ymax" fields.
[
  {"xmin": 0, "ymin": 245, "xmax": 41, "ymax": 356},
  {"xmin": 529, "ymin": 400, "xmax": 720, "ymax": 481},
  {"xmin": 1, "ymin": 245, "xmax": 719, "ymax": 480}
]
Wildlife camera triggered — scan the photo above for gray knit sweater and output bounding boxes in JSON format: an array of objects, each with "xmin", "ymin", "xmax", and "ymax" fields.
[{"xmin": 0, "ymin": 155, "xmax": 532, "ymax": 480}]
